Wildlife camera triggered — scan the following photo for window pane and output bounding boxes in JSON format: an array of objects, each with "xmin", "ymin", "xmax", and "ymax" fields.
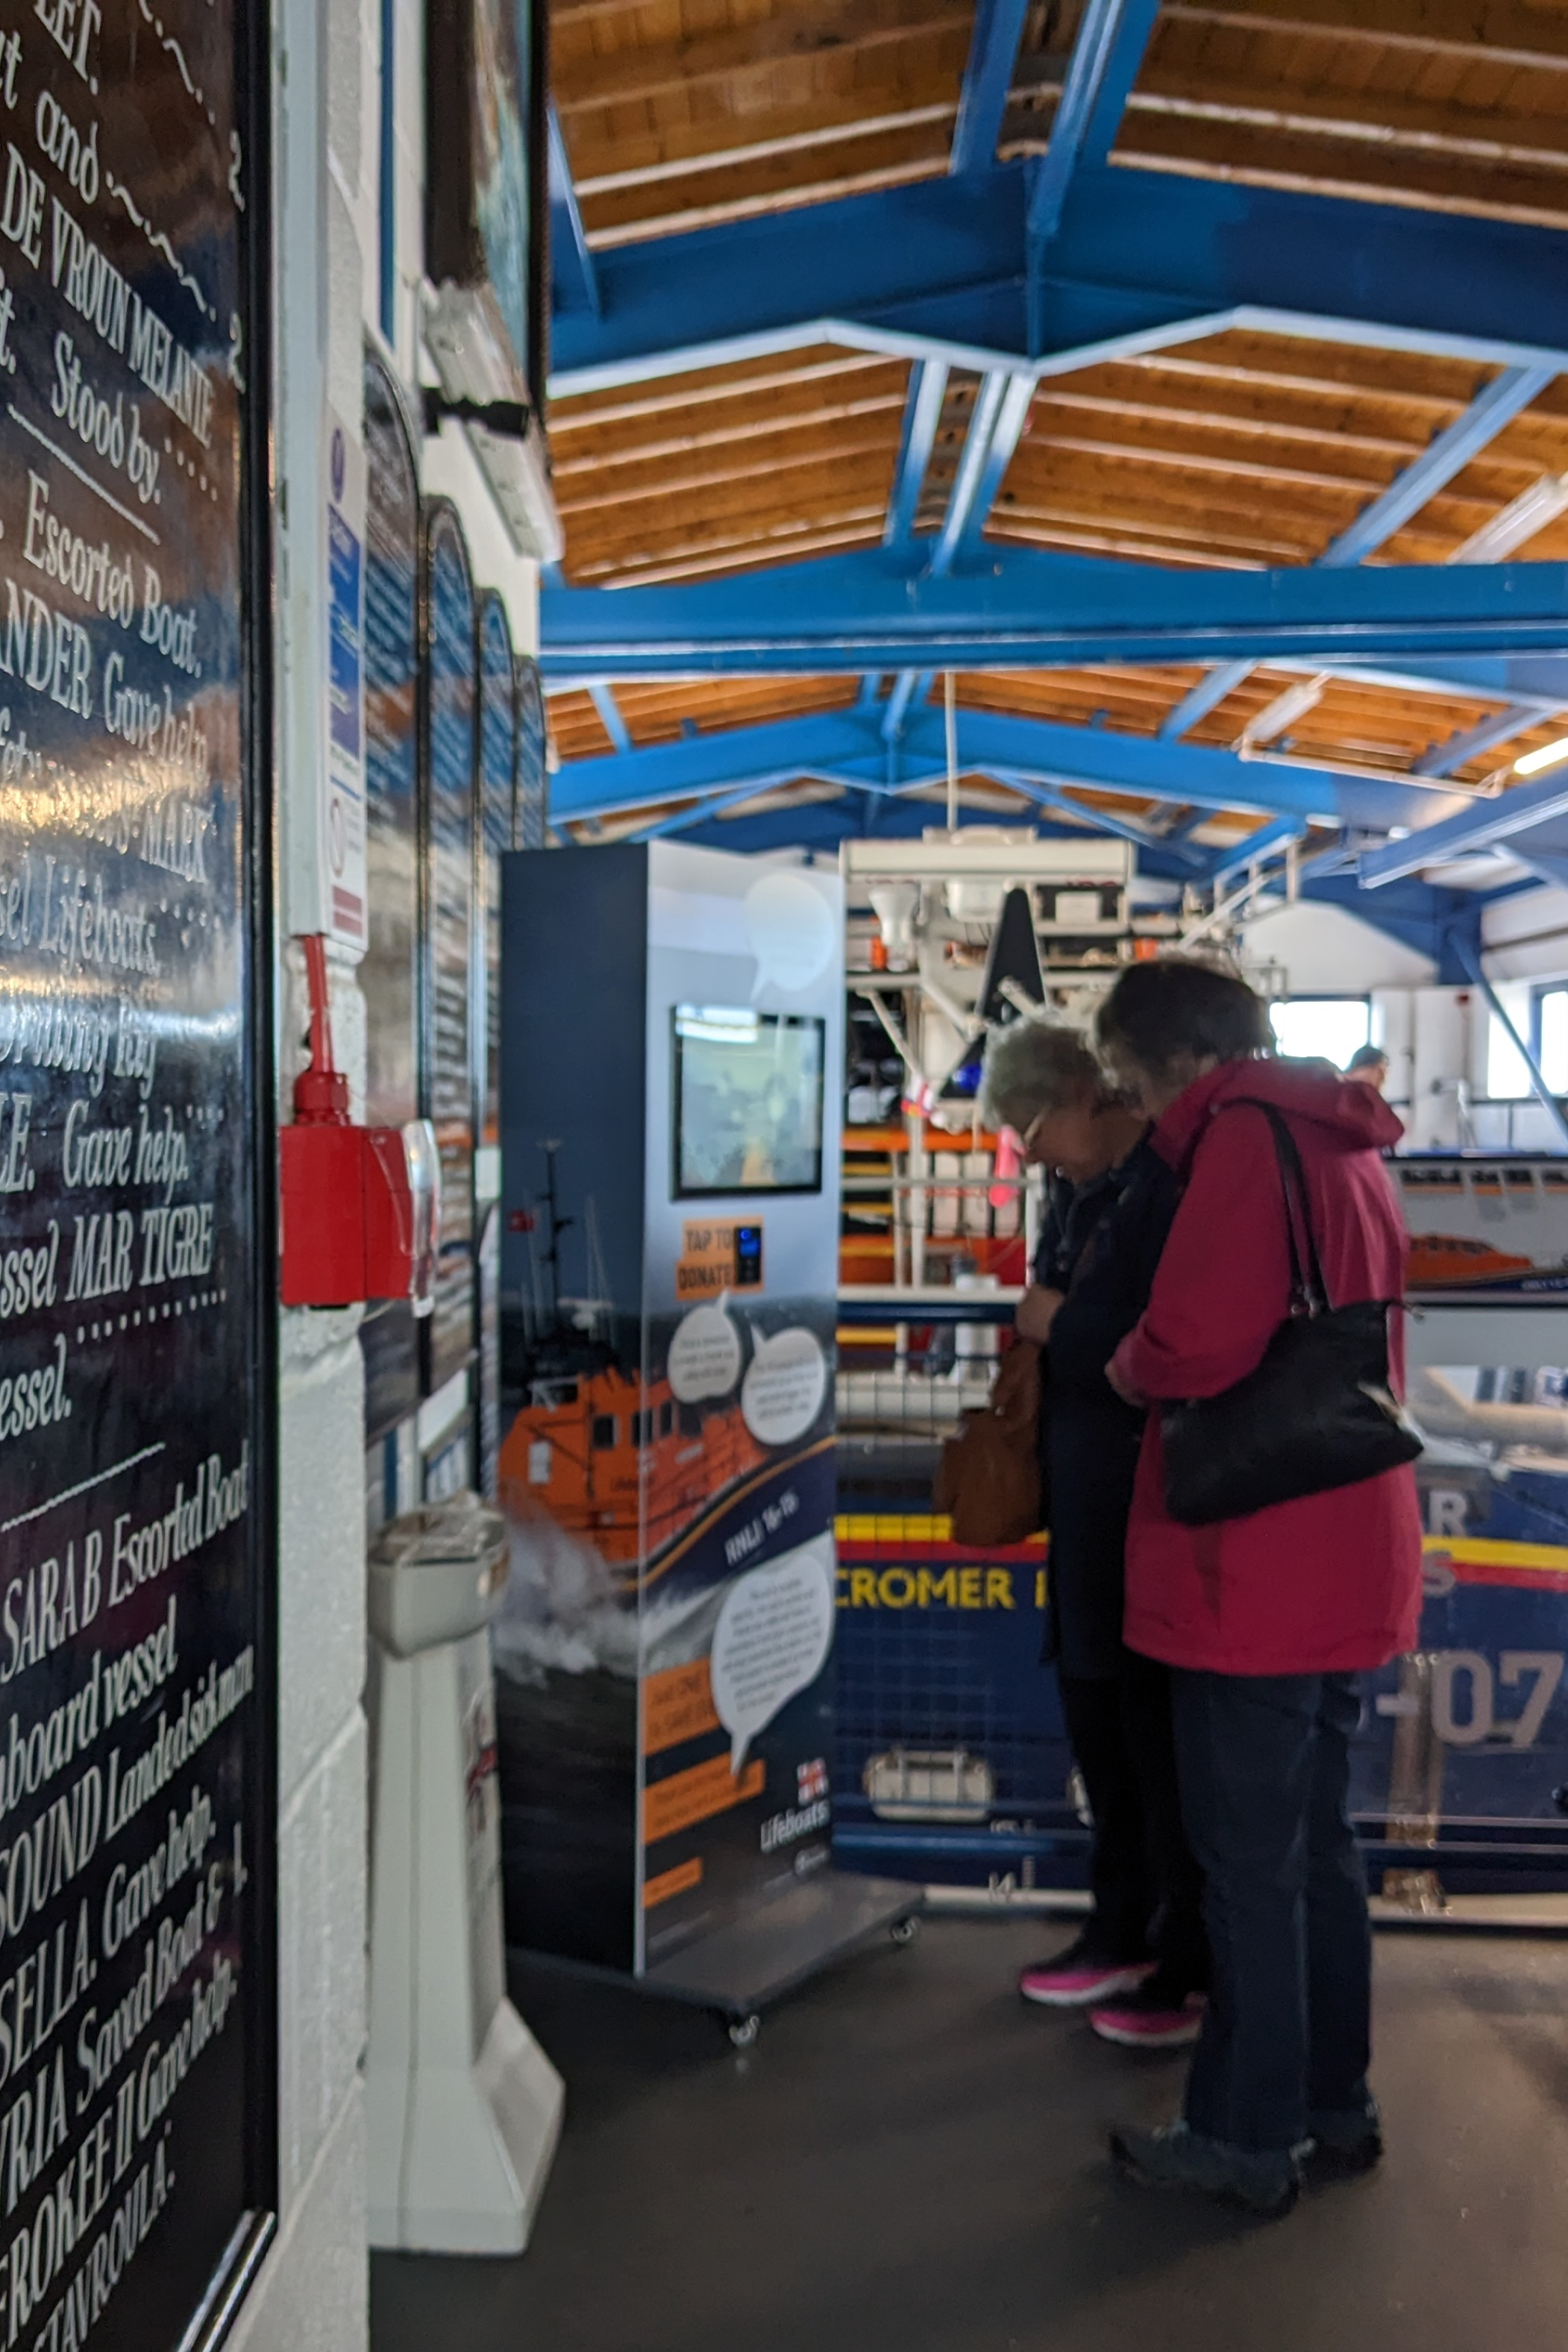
[
  {"xmin": 1488, "ymin": 1015, "xmax": 1533, "ymax": 1100},
  {"xmin": 1541, "ymin": 991, "xmax": 1568, "ymax": 1094},
  {"xmin": 1269, "ymin": 998, "xmax": 1372, "ymax": 1068}
]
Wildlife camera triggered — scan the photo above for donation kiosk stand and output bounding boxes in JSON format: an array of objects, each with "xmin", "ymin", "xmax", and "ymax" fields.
[
  {"xmin": 493, "ymin": 843, "xmax": 918, "ymax": 2041},
  {"xmin": 366, "ymin": 1497, "xmax": 564, "ymax": 2251}
]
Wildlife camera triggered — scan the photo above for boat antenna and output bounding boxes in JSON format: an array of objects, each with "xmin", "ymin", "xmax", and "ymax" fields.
[{"xmin": 539, "ymin": 1141, "xmax": 574, "ymax": 1332}]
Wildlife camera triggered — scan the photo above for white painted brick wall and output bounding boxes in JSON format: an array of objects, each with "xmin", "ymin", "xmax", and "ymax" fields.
[
  {"xmin": 233, "ymin": 0, "xmax": 542, "ymax": 2331},
  {"xmin": 227, "ymin": 2092, "xmax": 369, "ymax": 2352},
  {"xmin": 277, "ymin": 1710, "xmax": 369, "ymax": 2210},
  {"xmin": 234, "ymin": 0, "xmax": 373, "ymax": 2340}
]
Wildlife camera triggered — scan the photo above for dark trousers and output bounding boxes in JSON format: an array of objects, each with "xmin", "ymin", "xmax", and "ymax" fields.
[
  {"xmin": 1059, "ymin": 1652, "xmax": 1208, "ymax": 1992},
  {"xmin": 1170, "ymin": 1669, "xmax": 1373, "ymax": 2153}
]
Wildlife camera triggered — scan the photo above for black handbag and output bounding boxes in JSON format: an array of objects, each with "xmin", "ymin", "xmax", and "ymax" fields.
[{"xmin": 1160, "ymin": 1103, "xmax": 1423, "ymax": 1528}]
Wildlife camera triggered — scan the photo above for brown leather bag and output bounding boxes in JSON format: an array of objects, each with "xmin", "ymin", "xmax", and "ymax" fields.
[{"xmin": 934, "ymin": 1339, "xmax": 1044, "ymax": 1546}]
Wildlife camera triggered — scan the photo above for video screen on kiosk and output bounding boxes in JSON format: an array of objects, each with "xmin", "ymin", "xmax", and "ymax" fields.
[{"xmin": 672, "ymin": 1005, "xmax": 827, "ymax": 1197}]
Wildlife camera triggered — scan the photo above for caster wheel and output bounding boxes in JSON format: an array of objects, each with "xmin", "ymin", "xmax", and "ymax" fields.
[
  {"xmin": 890, "ymin": 1916, "xmax": 920, "ymax": 1948},
  {"xmin": 727, "ymin": 2013, "xmax": 762, "ymax": 2050}
]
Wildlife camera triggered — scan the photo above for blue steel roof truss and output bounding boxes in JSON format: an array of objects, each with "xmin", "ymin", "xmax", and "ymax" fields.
[{"xmin": 543, "ymin": 23, "xmax": 1568, "ymax": 952}]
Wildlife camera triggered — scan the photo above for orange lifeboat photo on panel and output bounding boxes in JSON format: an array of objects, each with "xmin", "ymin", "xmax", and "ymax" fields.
[
  {"xmin": 1405, "ymin": 1234, "xmax": 1537, "ymax": 1288},
  {"xmin": 498, "ymin": 1367, "xmax": 767, "ymax": 1578}
]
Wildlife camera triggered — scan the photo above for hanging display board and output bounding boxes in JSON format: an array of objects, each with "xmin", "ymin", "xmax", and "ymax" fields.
[
  {"xmin": 515, "ymin": 657, "xmax": 547, "ymax": 852},
  {"xmin": 360, "ymin": 358, "xmax": 421, "ymax": 1443},
  {"xmin": 425, "ymin": 0, "xmax": 546, "ymax": 400},
  {"xmin": 474, "ymin": 595, "xmax": 516, "ymax": 1498},
  {"xmin": 418, "ymin": 503, "xmax": 477, "ymax": 1419},
  {"xmin": 0, "ymin": 3, "xmax": 276, "ymax": 2348}
]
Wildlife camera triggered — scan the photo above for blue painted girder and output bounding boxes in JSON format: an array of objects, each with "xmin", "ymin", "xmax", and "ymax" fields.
[
  {"xmin": 548, "ymin": 703, "xmax": 1466, "ymax": 834},
  {"xmin": 1162, "ymin": 369, "xmax": 1560, "ymax": 741},
  {"xmin": 673, "ymin": 792, "xmax": 1200, "ymax": 876},
  {"xmin": 1329, "ymin": 654, "xmax": 1568, "ymax": 704},
  {"xmin": 1301, "ymin": 874, "xmax": 1486, "ymax": 982},
  {"xmin": 547, "ymin": 105, "xmax": 600, "ymax": 320},
  {"xmin": 1359, "ymin": 764, "xmax": 1568, "ymax": 886},
  {"xmin": 1318, "ymin": 366, "xmax": 1558, "ymax": 570},
  {"xmin": 550, "ymin": 161, "xmax": 1568, "ymax": 394},
  {"xmin": 950, "ymin": 0, "xmax": 1033, "ymax": 178},
  {"xmin": 1026, "ymin": 0, "xmax": 1161, "ymax": 254},
  {"xmin": 540, "ymin": 543, "xmax": 1568, "ymax": 678}
]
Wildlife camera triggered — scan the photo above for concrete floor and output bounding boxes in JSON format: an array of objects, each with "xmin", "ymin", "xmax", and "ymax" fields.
[{"xmin": 371, "ymin": 1911, "xmax": 1568, "ymax": 2352}]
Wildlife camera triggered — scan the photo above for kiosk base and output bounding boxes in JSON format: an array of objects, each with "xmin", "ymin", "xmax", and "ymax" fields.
[
  {"xmin": 522, "ymin": 1874, "xmax": 923, "ymax": 2048},
  {"xmin": 647, "ymin": 1872, "xmax": 922, "ymax": 2016}
]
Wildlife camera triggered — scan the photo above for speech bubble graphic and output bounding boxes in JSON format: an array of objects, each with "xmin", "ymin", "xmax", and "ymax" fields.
[
  {"xmin": 741, "ymin": 1325, "xmax": 828, "ymax": 1447},
  {"xmin": 745, "ymin": 871, "xmax": 835, "ymax": 999},
  {"xmin": 667, "ymin": 1301, "xmax": 743, "ymax": 1403},
  {"xmin": 711, "ymin": 1535, "xmax": 835, "ymax": 1774}
]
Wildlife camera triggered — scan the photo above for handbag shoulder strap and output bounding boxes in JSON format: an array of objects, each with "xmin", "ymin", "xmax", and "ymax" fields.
[{"xmin": 1210, "ymin": 1099, "xmax": 1331, "ymax": 1314}]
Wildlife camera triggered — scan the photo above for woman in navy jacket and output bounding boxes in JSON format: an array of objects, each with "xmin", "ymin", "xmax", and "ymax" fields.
[{"xmin": 982, "ymin": 1020, "xmax": 1205, "ymax": 2050}]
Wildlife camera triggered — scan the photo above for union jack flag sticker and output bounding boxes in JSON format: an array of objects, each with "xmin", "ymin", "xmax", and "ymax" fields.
[{"xmin": 797, "ymin": 1757, "xmax": 829, "ymax": 1804}]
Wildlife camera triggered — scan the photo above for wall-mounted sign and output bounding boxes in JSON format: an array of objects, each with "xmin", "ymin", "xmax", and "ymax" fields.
[
  {"xmin": 361, "ymin": 358, "xmax": 421, "ymax": 1442},
  {"xmin": 476, "ymin": 592, "xmax": 517, "ymax": 1155},
  {"xmin": 322, "ymin": 404, "xmax": 367, "ymax": 948},
  {"xmin": 419, "ymin": 503, "xmax": 477, "ymax": 1411},
  {"xmin": 0, "ymin": 4, "xmax": 275, "ymax": 2347},
  {"xmin": 475, "ymin": 591, "xmax": 516, "ymax": 1496}
]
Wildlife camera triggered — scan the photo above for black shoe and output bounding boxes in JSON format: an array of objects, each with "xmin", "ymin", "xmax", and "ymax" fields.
[
  {"xmin": 1303, "ymin": 2106, "xmax": 1383, "ymax": 2183},
  {"xmin": 1111, "ymin": 2121, "xmax": 1302, "ymax": 2219}
]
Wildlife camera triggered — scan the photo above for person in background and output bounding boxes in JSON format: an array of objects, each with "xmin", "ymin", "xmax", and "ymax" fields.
[
  {"xmin": 1095, "ymin": 959, "xmax": 1421, "ymax": 2218},
  {"xmin": 1346, "ymin": 1043, "xmax": 1390, "ymax": 1094},
  {"xmin": 981, "ymin": 1020, "xmax": 1207, "ymax": 2051}
]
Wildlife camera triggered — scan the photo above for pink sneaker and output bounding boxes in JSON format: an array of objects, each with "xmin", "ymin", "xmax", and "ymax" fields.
[
  {"xmin": 1088, "ymin": 1981, "xmax": 1206, "ymax": 2049},
  {"xmin": 1019, "ymin": 1933, "xmax": 1155, "ymax": 2008}
]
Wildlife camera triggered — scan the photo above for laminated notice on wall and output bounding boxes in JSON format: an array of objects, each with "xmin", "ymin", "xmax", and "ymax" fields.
[{"xmin": 321, "ymin": 405, "xmax": 367, "ymax": 947}]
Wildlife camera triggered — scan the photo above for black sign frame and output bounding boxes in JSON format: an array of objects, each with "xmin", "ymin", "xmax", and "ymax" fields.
[
  {"xmin": 230, "ymin": 0, "xmax": 283, "ymax": 2315},
  {"xmin": 0, "ymin": 0, "xmax": 280, "ymax": 2342}
]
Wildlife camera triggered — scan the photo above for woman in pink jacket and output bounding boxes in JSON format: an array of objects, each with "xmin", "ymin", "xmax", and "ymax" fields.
[{"xmin": 1095, "ymin": 959, "xmax": 1422, "ymax": 2219}]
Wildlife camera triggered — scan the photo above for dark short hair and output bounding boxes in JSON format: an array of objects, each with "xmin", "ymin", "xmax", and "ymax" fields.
[
  {"xmin": 1097, "ymin": 958, "xmax": 1270, "ymax": 1081},
  {"xmin": 1347, "ymin": 1044, "xmax": 1388, "ymax": 1072}
]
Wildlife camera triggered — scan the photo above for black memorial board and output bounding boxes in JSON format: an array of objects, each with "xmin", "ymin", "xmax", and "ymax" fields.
[
  {"xmin": 360, "ymin": 357, "xmax": 420, "ymax": 1445},
  {"xmin": 417, "ymin": 502, "xmax": 477, "ymax": 1419},
  {"xmin": 474, "ymin": 594, "xmax": 515, "ymax": 1498},
  {"xmin": 0, "ymin": 2, "xmax": 277, "ymax": 2348},
  {"xmin": 515, "ymin": 656, "xmax": 545, "ymax": 852}
]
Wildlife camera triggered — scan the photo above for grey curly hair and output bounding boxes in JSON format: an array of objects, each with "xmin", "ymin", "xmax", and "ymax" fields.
[{"xmin": 979, "ymin": 1018, "xmax": 1103, "ymax": 1135}]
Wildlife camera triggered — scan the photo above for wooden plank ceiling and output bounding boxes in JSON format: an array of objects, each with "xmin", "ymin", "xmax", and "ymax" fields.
[{"xmin": 547, "ymin": 0, "xmax": 1568, "ymax": 838}]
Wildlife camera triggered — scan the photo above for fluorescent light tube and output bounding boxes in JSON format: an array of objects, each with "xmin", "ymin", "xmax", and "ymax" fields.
[
  {"xmin": 1451, "ymin": 475, "xmax": 1568, "ymax": 564},
  {"xmin": 1514, "ymin": 735, "xmax": 1568, "ymax": 777}
]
